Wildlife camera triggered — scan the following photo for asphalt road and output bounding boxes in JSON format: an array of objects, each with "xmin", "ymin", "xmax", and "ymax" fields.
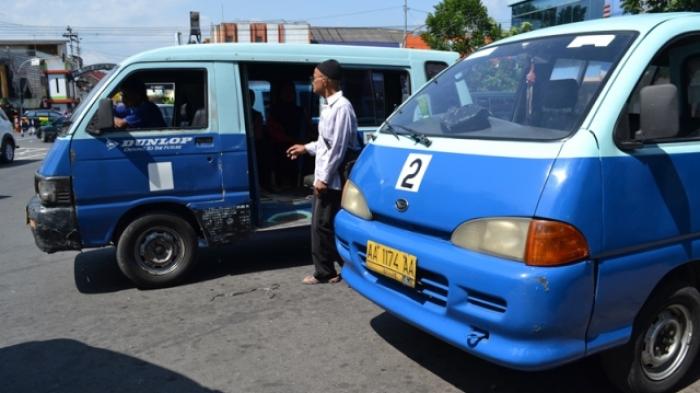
[{"xmin": 1, "ymin": 135, "xmax": 699, "ymax": 393}]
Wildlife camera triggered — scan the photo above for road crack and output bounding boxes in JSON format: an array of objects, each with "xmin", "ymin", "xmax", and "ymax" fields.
[{"xmin": 209, "ymin": 283, "xmax": 280, "ymax": 301}]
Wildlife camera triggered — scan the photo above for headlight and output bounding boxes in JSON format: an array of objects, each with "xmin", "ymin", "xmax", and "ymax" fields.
[
  {"xmin": 452, "ymin": 218, "xmax": 530, "ymax": 260},
  {"xmin": 37, "ymin": 179, "xmax": 57, "ymax": 204},
  {"xmin": 34, "ymin": 173, "xmax": 73, "ymax": 206},
  {"xmin": 341, "ymin": 180, "xmax": 373, "ymax": 220},
  {"xmin": 451, "ymin": 218, "xmax": 588, "ymax": 266}
]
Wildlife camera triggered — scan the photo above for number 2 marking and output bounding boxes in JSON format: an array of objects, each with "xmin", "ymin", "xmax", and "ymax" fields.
[
  {"xmin": 396, "ymin": 153, "xmax": 432, "ymax": 192},
  {"xmin": 400, "ymin": 159, "xmax": 422, "ymax": 189}
]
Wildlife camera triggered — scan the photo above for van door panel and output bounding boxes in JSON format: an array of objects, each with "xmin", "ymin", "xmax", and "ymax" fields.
[{"xmin": 71, "ymin": 64, "xmax": 224, "ymax": 246}]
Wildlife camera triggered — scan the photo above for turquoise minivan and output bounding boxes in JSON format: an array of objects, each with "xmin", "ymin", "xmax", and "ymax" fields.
[
  {"xmin": 26, "ymin": 43, "xmax": 458, "ymax": 288},
  {"xmin": 337, "ymin": 13, "xmax": 700, "ymax": 393}
]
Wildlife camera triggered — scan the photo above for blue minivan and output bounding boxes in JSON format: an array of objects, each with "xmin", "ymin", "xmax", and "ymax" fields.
[
  {"xmin": 336, "ymin": 13, "xmax": 700, "ymax": 393},
  {"xmin": 26, "ymin": 43, "xmax": 458, "ymax": 289}
]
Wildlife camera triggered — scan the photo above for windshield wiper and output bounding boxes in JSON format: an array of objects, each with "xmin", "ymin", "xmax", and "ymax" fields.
[{"xmin": 383, "ymin": 122, "xmax": 432, "ymax": 147}]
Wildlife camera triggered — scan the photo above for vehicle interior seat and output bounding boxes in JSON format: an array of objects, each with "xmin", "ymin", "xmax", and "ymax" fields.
[
  {"xmin": 540, "ymin": 78, "xmax": 580, "ymax": 130},
  {"xmin": 191, "ymin": 108, "xmax": 207, "ymax": 128}
]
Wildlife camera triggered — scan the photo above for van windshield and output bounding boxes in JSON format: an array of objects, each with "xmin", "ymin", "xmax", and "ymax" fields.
[{"xmin": 383, "ymin": 32, "xmax": 636, "ymax": 141}]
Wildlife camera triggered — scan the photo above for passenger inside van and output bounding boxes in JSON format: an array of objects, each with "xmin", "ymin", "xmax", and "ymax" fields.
[{"xmin": 266, "ymin": 80, "xmax": 309, "ymax": 190}]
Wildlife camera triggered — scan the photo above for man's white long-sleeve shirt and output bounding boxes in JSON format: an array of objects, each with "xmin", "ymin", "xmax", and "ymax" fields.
[{"xmin": 304, "ymin": 91, "xmax": 359, "ymax": 190}]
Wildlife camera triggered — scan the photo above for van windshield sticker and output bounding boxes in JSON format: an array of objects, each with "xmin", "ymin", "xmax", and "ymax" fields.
[
  {"xmin": 395, "ymin": 153, "xmax": 433, "ymax": 192},
  {"xmin": 567, "ymin": 35, "xmax": 615, "ymax": 48}
]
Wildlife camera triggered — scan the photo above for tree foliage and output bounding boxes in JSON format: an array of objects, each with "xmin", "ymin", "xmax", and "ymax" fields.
[
  {"xmin": 421, "ymin": 0, "xmax": 499, "ymax": 55},
  {"xmin": 422, "ymin": 0, "xmax": 532, "ymax": 56},
  {"xmin": 622, "ymin": 0, "xmax": 700, "ymax": 13}
]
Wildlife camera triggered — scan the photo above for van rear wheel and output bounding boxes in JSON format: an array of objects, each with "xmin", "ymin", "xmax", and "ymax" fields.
[
  {"xmin": 601, "ymin": 280, "xmax": 700, "ymax": 393},
  {"xmin": 116, "ymin": 213, "xmax": 197, "ymax": 288}
]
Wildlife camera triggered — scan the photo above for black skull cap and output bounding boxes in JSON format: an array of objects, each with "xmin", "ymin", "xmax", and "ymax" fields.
[{"xmin": 316, "ymin": 59, "xmax": 342, "ymax": 80}]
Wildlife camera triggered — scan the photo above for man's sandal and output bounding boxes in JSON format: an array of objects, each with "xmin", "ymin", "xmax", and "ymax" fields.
[{"xmin": 302, "ymin": 274, "xmax": 342, "ymax": 285}]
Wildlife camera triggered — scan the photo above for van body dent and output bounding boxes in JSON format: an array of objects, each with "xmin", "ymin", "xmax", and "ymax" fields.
[
  {"xmin": 26, "ymin": 43, "xmax": 458, "ymax": 288},
  {"xmin": 336, "ymin": 13, "xmax": 700, "ymax": 393}
]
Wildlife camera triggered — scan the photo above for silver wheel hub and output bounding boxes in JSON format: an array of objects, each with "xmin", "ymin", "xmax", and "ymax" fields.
[
  {"xmin": 4, "ymin": 143, "xmax": 13, "ymax": 161},
  {"xmin": 640, "ymin": 304, "xmax": 693, "ymax": 381},
  {"xmin": 135, "ymin": 228, "xmax": 181, "ymax": 275}
]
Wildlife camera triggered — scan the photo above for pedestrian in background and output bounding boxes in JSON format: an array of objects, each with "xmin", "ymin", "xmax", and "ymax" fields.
[{"xmin": 286, "ymin": 59, "xmax": 360, "ymax": 285}]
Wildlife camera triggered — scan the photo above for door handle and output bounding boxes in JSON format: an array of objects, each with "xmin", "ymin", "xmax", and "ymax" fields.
[{"xmin": 195, "ymin": 136, "xmax": 214, "ymax": 145}]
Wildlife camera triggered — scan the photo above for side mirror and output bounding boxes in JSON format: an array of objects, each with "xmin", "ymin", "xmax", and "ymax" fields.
[
  {"xmin": 636, "ymin": 84, "xmax": 679, "ymax": 141},
  {"xmin": 86, "ymin": 98, "xmax": 114, "ymax": 135}
]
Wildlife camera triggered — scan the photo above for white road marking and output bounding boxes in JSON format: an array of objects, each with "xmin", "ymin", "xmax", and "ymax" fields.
[
  {"xmin": 15, "ymin": 146, "xmax": 48, "ymax": 160},
  {"xmin": 14, "ymin": 137, "xmax": 39, "ymax": 142}
]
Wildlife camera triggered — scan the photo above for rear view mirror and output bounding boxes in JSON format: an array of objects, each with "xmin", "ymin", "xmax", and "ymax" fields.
[
  {"xmin": 86, "ymin": 98, "xmax": 114, "ymax": 135},
  {"xmin": 636, "ymin": 84, "xmax": 679, "ymax": 141}
]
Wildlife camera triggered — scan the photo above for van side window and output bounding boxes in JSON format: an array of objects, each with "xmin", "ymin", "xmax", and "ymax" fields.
[
  {"xmin": 108, "ymin": 69, "xmax": 208, "ymax": 131},
  {"xmin": 615, "ymin": 35, "xmax": 700, "ymax": 143},
  {"xmin": 425, "ymin": 61, "xmax": 448, "ymax": 80},
  {"xmin": 342, "ymin": 69, "xmax": 410, "ymax": 127},
  {"xmin": 685, "ymin": 57, "xmax": 700, "ymax": 119}
]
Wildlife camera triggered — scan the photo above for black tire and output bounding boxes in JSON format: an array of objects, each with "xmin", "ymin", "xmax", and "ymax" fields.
[
  {"xmin": 42, "ymin": 132, "xmax": 48, "ymax": 143},
  {"xmin": 36, "ymin": 130, "xmax": 42, "ymax": 140},
  {"xmin": 116, "ymin": 213, "xmax": 198, "ymax": 288},
  {"xmin": 601, "ymin": 279, "xmax": 700, "ymax": 393},
  {"xmin": 0, "ymin": 137, "xmax": 14, "ymax": 163}
]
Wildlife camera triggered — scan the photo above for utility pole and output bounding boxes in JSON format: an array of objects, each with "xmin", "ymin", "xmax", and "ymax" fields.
[
  {"xmin": 403, "ymin": 0, "xmax": 408, "ymax": 48},
  {"xmin": 76, "ymin": 36, "xmax": 82, "ymax": 67},
  {"xmin": 189, "ymin": 11, "xmax": 202, "ymax": 44},
  {"xmin": 63, "ymin": 26, "xmax": 80, "ymax": 65}
]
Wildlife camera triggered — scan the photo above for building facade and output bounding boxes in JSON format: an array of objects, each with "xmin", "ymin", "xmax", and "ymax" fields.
[
  {"xmin": 210, "ymin": 22, "xmax": 429, "ymax": 49},
  {"xmin": 0, "ymin": 38, "xmax": 78, "ymax": 113},
  {"xmin": 211, "ymin": 22, "xmax": 311, "ymax": 44},
  {"xmin": 509, "ymin": 0, "xmax": 624, "ymax": 29},
  {"xmin": 311, "ymin": 27, "xmax": 428, "ymax": 49}
]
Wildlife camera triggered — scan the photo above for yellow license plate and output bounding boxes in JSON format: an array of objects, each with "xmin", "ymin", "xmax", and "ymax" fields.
[{"xmin": 365, "ymin": 240, "xmax": 417, "ymax": 288}]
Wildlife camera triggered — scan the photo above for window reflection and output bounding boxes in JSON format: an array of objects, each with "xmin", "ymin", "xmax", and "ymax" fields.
[{"xmin": 512, "ymin": 0, "xmax": 604, "ymax": 29}]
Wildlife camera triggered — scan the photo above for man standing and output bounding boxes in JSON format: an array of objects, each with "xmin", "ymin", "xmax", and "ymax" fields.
[{"xmin": 286, "ymin": 59, "xmax": 359, "ymax": 285}]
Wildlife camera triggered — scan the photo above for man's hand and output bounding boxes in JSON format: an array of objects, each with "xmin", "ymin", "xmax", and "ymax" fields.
[
  {"xmin": 114, "ymin": 117, "xmax": 127, "ymax": 128},
  {"xmin": 286, "ymin": 144, "xmax": 306, "ymax": 160},
  {"xmin": 314, "ymin": 180, "xmax": 327, "ymax": 196}
]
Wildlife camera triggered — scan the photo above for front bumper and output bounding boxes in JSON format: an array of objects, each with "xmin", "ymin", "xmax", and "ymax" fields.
[
  {"xmin": 335, "ymin": 210, "xmax": 595, "ymax": 371},
  {"xmin": 26, "ymin": 195, "xmax": 81, "ymax": 253}
]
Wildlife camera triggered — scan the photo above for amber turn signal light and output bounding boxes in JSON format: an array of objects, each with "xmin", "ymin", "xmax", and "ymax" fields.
[{"xmin": 524, "ymin": 220, "xmax": 589, "ymax": 266}]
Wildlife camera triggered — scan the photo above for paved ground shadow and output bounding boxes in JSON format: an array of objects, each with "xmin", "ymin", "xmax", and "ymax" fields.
[
  {"xmin": 73, "ymin": 248, "xmax": 132, "ymax": 294},
  {"xmin": 0, "ymin": 339, "xmax": 222, "ymax": 393},
  {"xmin": 370, "ymin": 312, "xmax": 621, "ymax": 393},
  {"xmin": 74, "ymin": 227, "xmax": 311, "ymax": 294},
  {"xmin": 0, "ymin": 158, "xmax": 42, "ymax": 168}
]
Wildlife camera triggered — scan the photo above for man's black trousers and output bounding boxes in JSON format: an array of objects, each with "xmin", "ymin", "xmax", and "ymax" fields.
[{"xmin": 311, "ymin": 189, "xmax": 342, "ymax": 280}]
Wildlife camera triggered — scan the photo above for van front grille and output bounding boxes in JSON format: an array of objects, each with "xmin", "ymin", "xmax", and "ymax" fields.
[
  {"xmin": 372, "ymin": 213, "xmax": 451, "ymax": 240},
  {"xmin": 466, "ymin": 289, "xmax": 507, "ymax": 313}
]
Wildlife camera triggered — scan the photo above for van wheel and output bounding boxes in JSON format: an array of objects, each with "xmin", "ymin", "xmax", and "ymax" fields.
[
  {"xmin": 42, "ymin": 132, "xmax": 49, "ymax": 142},
  {"xmin": 601, "ymin": 280, "xmax": 700, "ymax": 393},
  {"xmin": 116, "ymin": 213, "xmax": 197, "ymax": 288},
  {"xmin": 0, "ymin": 138, "xmax": 14, "ymax": 163}
]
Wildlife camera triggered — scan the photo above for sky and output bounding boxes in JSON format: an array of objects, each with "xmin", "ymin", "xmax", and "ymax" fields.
[{"xmin": 0, "ymin": 0, "xmax": 512, "ymax": 65}]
